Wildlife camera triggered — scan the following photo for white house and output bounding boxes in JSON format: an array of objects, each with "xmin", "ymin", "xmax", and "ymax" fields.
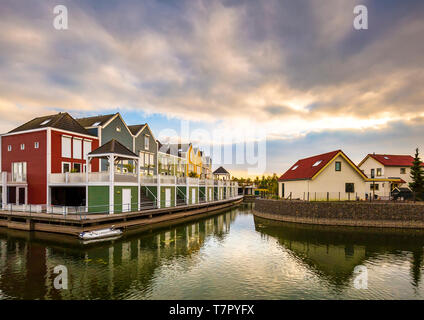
[
  {"xmin": 278, "ymin": 150, "xmax": 369, "ymax": 201},
  {"xmin": 358, "ymin": 153, "xmax": 415, "ymax": 199}
]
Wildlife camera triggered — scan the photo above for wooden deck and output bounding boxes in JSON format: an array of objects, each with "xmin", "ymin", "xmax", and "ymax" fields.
[{"xmin": 0, "ymin": 196, "xmax": 244, "ymax": 236}]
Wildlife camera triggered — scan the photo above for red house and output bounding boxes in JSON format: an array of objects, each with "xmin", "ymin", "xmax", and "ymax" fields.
[{"xmin": 1, "ymin": 112, "xmax": 99, "ymax": 210}]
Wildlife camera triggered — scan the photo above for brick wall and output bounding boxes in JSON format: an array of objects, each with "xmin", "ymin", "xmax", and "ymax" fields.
[{"xmin": 254, "ymin": 199, "xmax": 424, "ymax": 228}]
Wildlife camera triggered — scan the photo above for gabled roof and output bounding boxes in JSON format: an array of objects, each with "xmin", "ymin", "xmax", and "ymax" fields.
[
  {"xmin": 279, "ymin": 150, "xmax": 367, "ymax": 181},
  {"xmin": 8, "ymin": 112, "xmax": 95, "ymax": 136},
  {"xmin": 213, "ymin": 166, "xmax": 230, "ymax": 175},
  {"xmin": 89, "ymin": 139, "xmax": 137, "ymax": 158},
  {"xmin": 76, "ymin": 113, "xmax": 117, "ymax": 128},
  {"xmin": 358, "ymin": 154, "xmax": 417, "ymax": 167},
  {"xmin": 128, "ymin": 124, "xmax": 146, "ymax": 135},
  {"xmin": 158, "ymin": 143, "xmax": 189, "ymax": 158}
]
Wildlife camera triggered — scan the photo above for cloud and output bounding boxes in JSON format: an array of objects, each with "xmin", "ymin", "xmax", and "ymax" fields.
[{"xmin": 0, "ymin": 0, "xmax": 423, "ymax": 174}]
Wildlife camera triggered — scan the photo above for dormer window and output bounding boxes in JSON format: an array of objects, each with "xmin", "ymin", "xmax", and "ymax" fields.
[
  {"xmin": 312, "ymin": 160, "xmax": 322, "ymax": 167},
  {"xmin": 40, "ymin": 119, "xmax": 51, "ymax": 126},
  {"xmin": 291, "ymin": 165, "xmax": 299, "ymax": 170},
  {"xmin": 92, "ymin": 121, "xmax": 101, "ymax": 126}
]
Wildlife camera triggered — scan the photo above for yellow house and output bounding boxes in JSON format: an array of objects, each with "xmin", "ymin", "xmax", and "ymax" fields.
[{"xmin": 187, "ymin": 147, "xmax": 202, "ymax": 176}]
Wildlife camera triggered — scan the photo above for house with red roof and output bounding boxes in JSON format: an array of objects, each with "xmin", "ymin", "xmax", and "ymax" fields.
[
  {"xmin": 358, "ymin": 153, "xmax": 415, "ymax": 199},
  {"xmin": 278, "ymin": 150, "xmax": 370, "ymax": 200},
  {"xmin": 0, "ymin": 113, "xmax": 99, "ymax": 211}
]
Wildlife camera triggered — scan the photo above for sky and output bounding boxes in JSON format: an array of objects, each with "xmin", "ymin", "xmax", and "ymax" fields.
[{"xmin": 0, "ymin": 0, "xmax": 423, "ymax": 177}]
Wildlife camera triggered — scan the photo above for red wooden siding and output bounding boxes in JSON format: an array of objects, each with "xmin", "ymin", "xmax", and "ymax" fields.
[
  {"xmin": 50, "ymin": 129, "xmax": 99, "ymax": 173},
  {"xmin": 1, "ymin": 131, "xmax": 47, "ymax": 204}
]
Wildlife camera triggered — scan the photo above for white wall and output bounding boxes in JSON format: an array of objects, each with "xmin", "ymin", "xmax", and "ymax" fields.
[{"xmin": 281, "ymin": 155, "xmax": 367, "ymax": 200}]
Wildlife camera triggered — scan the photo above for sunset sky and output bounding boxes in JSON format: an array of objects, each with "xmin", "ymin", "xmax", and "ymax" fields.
[{"xmin": 1, "ymin": 0, "xmax": 423, "ymax": 177}]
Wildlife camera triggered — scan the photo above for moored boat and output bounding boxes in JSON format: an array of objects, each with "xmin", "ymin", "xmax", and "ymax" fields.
[{"xmin": 79, "ymin": 226, "xmax": 123, "ymax": 240}]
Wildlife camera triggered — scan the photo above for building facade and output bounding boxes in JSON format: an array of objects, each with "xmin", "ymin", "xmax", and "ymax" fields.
[{"xmin": 1, "ymin": 113, "xmax": 99, "ymax": 209}]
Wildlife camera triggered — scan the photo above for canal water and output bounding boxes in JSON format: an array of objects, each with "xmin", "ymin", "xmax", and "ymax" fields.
[{"xmin": 1, "ymin": 203, "xmax": 424, "ymax": 299}]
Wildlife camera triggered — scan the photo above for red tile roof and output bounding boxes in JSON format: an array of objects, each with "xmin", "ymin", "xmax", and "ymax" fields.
[
  {"xmin": 365, "ymin": 154, "xmax": 416, "ymax": 167},
  {"xmin": 278, "ymin": 150, "xmax": 341, "ymax": 181}
]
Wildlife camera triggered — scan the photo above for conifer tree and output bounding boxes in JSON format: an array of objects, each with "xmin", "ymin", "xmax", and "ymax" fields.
[{"xmin": 409, "ymin": 148, "xmax": 424, "ymax": 196}]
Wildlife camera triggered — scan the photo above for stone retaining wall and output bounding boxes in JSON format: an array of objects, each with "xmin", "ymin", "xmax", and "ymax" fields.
[{"xmin": 254, "ymin": 199, "xmax": 424, "ymax": 228}]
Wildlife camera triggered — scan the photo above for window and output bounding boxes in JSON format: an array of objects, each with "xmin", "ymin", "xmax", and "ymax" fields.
[
  {"xmin": 150, "ymin": 154, "xmax": 154, "ymax": 167},
  {"xmin": 144, "ymin": 135, "xmax": 149, "ymax": 150},
  {"xmin": 12, "ymin": 162, "xmax": 26, "ymax": 182},
  {"xmin": 345, "ymin": 183, "xmax": 354, "ymax": 193},
  {"xmin": 61, "ymin": 136, "xmax": 72, "ymax": 158},
  {"xmin": 140, "ymin": 152, "xmax": 145, "ymax": 167},
  {"xmin": 370, "ymin": 184, "xmax": 379, "ymax": 191},
  {"xmin": 83, "ymin": 140, "xmax": 92, "ymax": 160},
  {"xmin": 92, "ymin": 121, "xmax": 101, "ymax": 126},
  {"xmin": 62, "ymin": 162, "xmax": 71, "ymax": 173},
  {"xmin": 312, "ymin": 160, "xmax": 322, "ymax": 167},
  {"xmin": 370, "ymin": 168, "xmax": 375, "ymax": 178},
  {"xmin": 73, "ymin": 163, "xmax": 82, "ymax": 173},
  {"xmin": 335, "ymin": 161, "xmax": 341, "ymax": 171},
  {"xmin": 400, "ymin": 168, "xmax": 406, "ymax": 174},
  {"xmin": 34, "ymin": 142, "xmax": 39, "ymax": 149},
  {"xmin": 116, "ymin": 126, "xmax": 121, "ymax": 132},
  {"xmin": 40, "ymin": 119, "xmax": 51, "ymax": 125},
  {"xmin": 376, "ymin": 168, "xmax": 382, "ymax": 176},
  {"xmin": 144, "ymin": 153, "xmax": 149, "ymax": 166},
  {"xmin": 7, "ymin": 145, "xmax": 11, "ymax": 151},
  {"xmin": 20, "ymin": 144, "xmax": 25, "ymax": 150},
  {"xmin": 291, "ymin": 165, "xmax": 299, "ymax": 170},
  {"xmin": 73, "ymin": 138, "xmax": 82, "ymax": 159},
  {"xmin": 384, "ymin": 156, "xmax": 389, "ymax": 160}
]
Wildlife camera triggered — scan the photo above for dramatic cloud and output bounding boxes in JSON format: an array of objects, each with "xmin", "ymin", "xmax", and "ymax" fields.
[{"xmin": 0, "ymin": 0, "xmax": 423, "ymax": 175}]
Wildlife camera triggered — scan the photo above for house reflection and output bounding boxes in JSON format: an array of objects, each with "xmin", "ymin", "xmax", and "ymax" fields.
[
  {"xmin": 0, "ymin": 209, "xmax": 238, "ymax": 299},
  {"xmin": 254, "ymin": 216, "xmax": 424, "ymax": 288}
]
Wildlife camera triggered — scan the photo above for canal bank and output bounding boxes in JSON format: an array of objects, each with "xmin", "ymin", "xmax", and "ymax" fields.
[
  {"xmin": 254, "ymin": 199, "xmax": 424, "ymax": 229},
  {"xmin": 0, "ymin": 196, "xmax": 243, "ymax": 236}
]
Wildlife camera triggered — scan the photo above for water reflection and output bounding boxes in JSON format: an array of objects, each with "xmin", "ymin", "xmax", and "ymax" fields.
[
  {"xmin": 1, "ymin": 204, "xmax": 424, "ymax": 299},
  {"xmin": 254, "ymin": 216, "xmax": 424, "ymax": 293},
  {"xmin": 0, "ymin": 208, "xmax": 240, "ymax": 299}
]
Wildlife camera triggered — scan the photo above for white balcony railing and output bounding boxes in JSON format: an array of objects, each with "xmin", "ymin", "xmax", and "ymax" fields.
[
  {"xmin": 140, "ymin": 175, "xmax": 158, "ymax": 185},
  {"xmin": 49, "ymin": 172, "xmax": 86, "ymax": 184},
  {"xmin": 7, "ymin": 172, "xmax": 27, "ymax": 184},
  {"xmin": 115, "ymin": 173, "xmax": 138, "ymax": 183},
  {"xmin": 187, "ymin": 177, "xmax": 199, "ymax": 185},
  {"xmin": 160, "ymin": 176, "xmax": 176, "ymax": 184}
]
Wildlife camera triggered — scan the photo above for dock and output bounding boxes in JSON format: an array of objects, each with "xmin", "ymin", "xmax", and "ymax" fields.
[{"xmin": 0, "ymin": 196, "xmax": 244, "ymax": 236}]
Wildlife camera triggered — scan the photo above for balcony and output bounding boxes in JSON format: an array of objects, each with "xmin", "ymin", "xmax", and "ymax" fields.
[
  {"xmin": 6, "ymin": 172, "xmax": 27, "ymax": 184},
  {"xmin": 140, "ymin": 175, "xmax": 158, "ymax": 185},
  {"xmin": 187, "ymin": 177, "xmax": 199, "ymax": 185},
  {"xmin": 160, "ymin": 175, "xmax": 176, "ymax": 185}
]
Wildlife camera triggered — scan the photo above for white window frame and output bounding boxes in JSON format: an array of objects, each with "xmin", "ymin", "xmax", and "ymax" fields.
[
  {"xmin": 62, "ymin": 162, "xmax": 71, "ymax": 173},
  {"xmin": 61, "ymin": 135, "xmax": 72, "ymax": 158},
  {"xmin": 144, "ymin": 135, "xmax": 149, "ymax": 150},
  {"xmin": 73, "ymin": 163, "xmax": 82, "ymax": 173},
  {"xmin": 73, "ymin": 137, "xmax": 82, "ymax": 160},
  {"xmin": 11, "ymin": 162, "xmax": 27, "ymax": 182},
  {"xmin": 83, "ymin": 140, "xmax": 92, "ymax": 160},
  {"xmin": 20, "ymin": 144, "xmax": 25, "ymax": 150},
  {"xmin": 34, "ymin": 142, "xmax": 39, "ymax": 149},
  {"xmin": 7, "ymin": 145, "xmax": 11, "ymax": 151}
]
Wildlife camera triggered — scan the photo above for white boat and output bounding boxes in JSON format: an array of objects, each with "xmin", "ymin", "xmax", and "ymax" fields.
[{"xmin": 79, "ymin": 226, "xmax": 123, "ymax": 240}]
